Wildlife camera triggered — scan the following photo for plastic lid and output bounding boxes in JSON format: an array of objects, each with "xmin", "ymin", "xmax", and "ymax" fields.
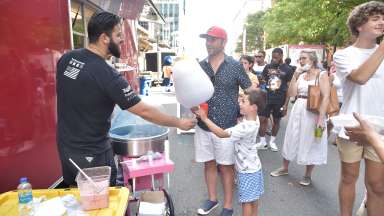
[{"xmin": 20, "ymin": 177, "xmax": 28, "ymax": 183}]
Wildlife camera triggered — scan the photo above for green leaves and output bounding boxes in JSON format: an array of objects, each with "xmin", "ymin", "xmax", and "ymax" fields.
[
  {"xmin": 237, "ymin": 0, "xmax": 369, "ymax": 52},
  {"xmin": 236, "ymin": 11, "xmax": 265, "ymax": 53}
]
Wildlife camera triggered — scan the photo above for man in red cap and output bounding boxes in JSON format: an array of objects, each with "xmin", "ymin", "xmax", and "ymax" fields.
[{"xmin": 194, "ymin": 26, "xmax": 257, "ymax": 216}]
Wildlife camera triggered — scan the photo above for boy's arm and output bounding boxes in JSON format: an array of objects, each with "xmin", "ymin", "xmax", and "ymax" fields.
[
  {"xmin": 194, "ymin": 108, "xmax": 230, "ymax": 138},
  {"xmin": 202, "ymin": 118, "xmax": 230, "ymax": 138},
  {"xmin": 347, "ymin": 41, "xmax": 384, "ymax": 85}
]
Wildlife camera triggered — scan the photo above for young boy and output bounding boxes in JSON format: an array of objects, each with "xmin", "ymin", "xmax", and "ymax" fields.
[{"xmin": 196, "ymin": 90, "xmax": 266, "ymax": 216}]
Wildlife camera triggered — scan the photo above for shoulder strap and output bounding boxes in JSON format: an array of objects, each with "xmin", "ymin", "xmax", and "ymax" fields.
[{"xmin": 315, "ymin": 70, "xmax": 323, "ymax": 86}]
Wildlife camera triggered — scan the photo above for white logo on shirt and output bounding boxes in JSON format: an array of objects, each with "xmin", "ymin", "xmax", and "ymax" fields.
[
  {"xmin": 122, "ymin": 86, "xmax": 133, "ymax": 97},
  {"xmin": 85, "ymin": 157, "xmax": 94, "ymax": 163},
  {"xmin": 64, "ymin": 58, "xmax": 85, "ymax": 80}
]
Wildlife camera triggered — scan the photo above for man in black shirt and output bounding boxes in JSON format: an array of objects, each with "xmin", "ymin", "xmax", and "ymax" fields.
[
  {"xmin": 256, "ymin": 48, "xmax": 293, "ymax": 152},
  {"xmin": 56, "ymin": 12, "xmax": 195, "ymax": 186}
]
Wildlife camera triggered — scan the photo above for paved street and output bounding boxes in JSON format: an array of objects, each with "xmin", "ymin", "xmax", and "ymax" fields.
[{"xmin": 166, "ymin": 116, "xmax": 366, "ymax": 216}]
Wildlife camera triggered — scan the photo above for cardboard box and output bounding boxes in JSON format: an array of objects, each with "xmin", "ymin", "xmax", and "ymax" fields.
[{"xmin": 138, "ymin": 191, "xmax": 166, "ymax": 216}]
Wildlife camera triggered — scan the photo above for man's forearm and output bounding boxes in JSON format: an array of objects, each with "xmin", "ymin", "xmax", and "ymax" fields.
[
  {"xmin": 129, "ymin": 103, "xmax": 181, "ymax": 128},
  {"xmin": 348, "ymin": 48, "xmax": 384, "ymax": 85}
]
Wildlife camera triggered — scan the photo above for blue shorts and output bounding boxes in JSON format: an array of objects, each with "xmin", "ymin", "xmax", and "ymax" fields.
[{"xmin": 237, "ymin": 170, "xmax": 264, "ymax": 203}]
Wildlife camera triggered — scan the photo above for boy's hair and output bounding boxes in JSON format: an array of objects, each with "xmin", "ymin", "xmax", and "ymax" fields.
[
  {"xmin": 247, "ymin": 90, "xmax": 266, "ymax": 111},
  {"xmin": 88, "ymin": 11, "xmax": 121, "ymax": 43},
  {"xmin": 347, "ymin": 1, "xmax": 384, "ymax": 37}
]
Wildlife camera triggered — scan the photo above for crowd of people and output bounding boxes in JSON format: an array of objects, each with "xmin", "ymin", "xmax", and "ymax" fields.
[
  {"xmin": 192, "ymin": 1, "xmax": 384, "ymax": 216},
  {"xmin": 55, "ymin": 1, "xmax": 384, "ymax": 216}
]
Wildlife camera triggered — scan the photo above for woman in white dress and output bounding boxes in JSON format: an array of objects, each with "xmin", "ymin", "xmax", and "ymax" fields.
[{"xmin": 270, "ymin": 50, "xmax": 330, "ymax": 186}]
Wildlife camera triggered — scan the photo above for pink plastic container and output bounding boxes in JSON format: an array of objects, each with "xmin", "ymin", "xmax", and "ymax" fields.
[{"xmin": 75, "ymin": 166, "xmax": 111, "ymax": 210}]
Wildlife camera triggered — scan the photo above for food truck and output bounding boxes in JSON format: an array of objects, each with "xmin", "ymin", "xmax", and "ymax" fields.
[{"xmin": 0, "ymin": 0, "xmax": 148, "ymax": 193}]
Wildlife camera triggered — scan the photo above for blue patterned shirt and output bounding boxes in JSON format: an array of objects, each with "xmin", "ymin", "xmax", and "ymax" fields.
[{"xmin": 198, "ymin": 55, "xmax": 252, "ymax": 131}]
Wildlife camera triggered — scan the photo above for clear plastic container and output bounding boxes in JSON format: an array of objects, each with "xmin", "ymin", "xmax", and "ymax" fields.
[
  {"xmin": 75, "ymin": 166, "xmax": 111, "ymax": 211},
  {"xmin": 17, "ymin": 177, "xmax": 33, "ymax": 216}
]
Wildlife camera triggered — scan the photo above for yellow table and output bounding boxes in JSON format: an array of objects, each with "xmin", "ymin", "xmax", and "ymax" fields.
[{"xmin": 0, "ymin": 187, "xmax": 129, "ymax": 216}]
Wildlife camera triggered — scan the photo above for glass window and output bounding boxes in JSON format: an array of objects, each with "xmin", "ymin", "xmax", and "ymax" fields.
[
  {"xmin": 71, "ymin": 1, "xmax": 84, "ymax": 34},
  {"xmin": 175, "ymin": 4, "xmax": 179, "ymax": 17},
  {"xmin": 71, "ymin": 0, "xmax": 96, "ymax": 49},
  {"xmin": 159, "ymin": 4, "xmax": 163, "ymax": 16},
  {"xmin": 73, "ymin": 34, "xmax": 85, "ymax": 48},
  {"xmin": 169, "ymin": 4, "xmax": 173, "ymax": 17}
]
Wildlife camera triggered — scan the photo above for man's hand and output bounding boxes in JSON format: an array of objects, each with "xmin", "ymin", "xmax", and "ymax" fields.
[
  {"xmin": 345, "ymin": 112, "xmax": 375, "ymax": 145},
  {"xmin": 177, "ymin": 118, "xmax": 197, "ymax": 131},
  {"xmin": 268, "ymin": 68, "xmax": 278, "ymax": 75},
  {"xmin": 280, "ymin": 105, "xmax": 288, "ymax": 117},
  {"xmin": 293, "ymin": 67, "xmax": 305, "ymax": 80}
]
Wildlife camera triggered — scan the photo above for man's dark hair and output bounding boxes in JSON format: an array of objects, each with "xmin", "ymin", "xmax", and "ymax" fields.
[
  {"xmin": 257, "ymin": 50, "xmax": 266, "ymax": 57},
  {"xmin": 284, "ymin": 57, "xmax": 291, "ymax": 65},
  {"xmin": 272, "ymin": 48, "xmax": 283, "ymax": 55},
  {"xmin": 247, "ymin": 89, "xmax": 266, "ymax": 111},
  {"xmin": 87, "ymin": 11, "xmax": 121, "ymax": 43},
  {"xmin": 240, "ymin": 55, "xmax": 254, "ymax": 65}
]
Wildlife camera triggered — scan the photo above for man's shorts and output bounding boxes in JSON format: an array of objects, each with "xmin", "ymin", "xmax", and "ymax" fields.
[
  {"xmin": 194, "ymin": 126, "xmax": 235, "ymax": 165},
  {"xmin": 58, "ymin": 147, "xmax": 117, "ymax": 186},
  {"xmin": 258, "ymin": 103, "xmax": 284, "ymax": 118},
  {"xmin": 336, "ymin": 137, "xmax": 382, "ymax": 163}
]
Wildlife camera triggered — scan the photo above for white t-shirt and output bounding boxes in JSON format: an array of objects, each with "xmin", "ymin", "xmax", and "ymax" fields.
[
  {"xmin": 253, "ymin": 64, "xmax": 266, "ymax": 75},
  {"xmin": 333, "ymin": 45, "xmax": 384, "ymax": 136},
  {"xmin": 331, "ymin": 74, "xmax": 343, "ymax": 103},
  {"xmin": 225, "ymin": 119, "xmax": 261, "ymax": 173}
]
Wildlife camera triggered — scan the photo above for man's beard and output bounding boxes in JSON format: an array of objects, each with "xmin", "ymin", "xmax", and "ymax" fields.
[{"xmin": 108, "ymin": 40, "xmax": 121, "ymax": 58}]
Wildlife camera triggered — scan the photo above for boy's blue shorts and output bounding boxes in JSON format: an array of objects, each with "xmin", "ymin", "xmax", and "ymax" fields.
[{"xmin": 237, "ymin": 169, "xmax": 264, "ymax": 203}]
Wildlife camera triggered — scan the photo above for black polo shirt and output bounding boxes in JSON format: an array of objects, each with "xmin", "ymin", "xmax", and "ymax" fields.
[
  {"xmin": 197, "ymin": 55, "xmax": 252, "ymax": 131},
  {"xmin": 261, "ymin": 63, "xmax": 294, "ymax": 105},
  {"xmin": 56, "ymin": 48, "xmax": 141, "ymax": 154}
]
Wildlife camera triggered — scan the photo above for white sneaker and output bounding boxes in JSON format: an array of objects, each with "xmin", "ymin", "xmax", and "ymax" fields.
[
  {"xmin": 269, "ymin": 141, "xmax": 278, "ymax": 152},
  {"xmin": 256, "ymin": 142, "xmax": 268, "ymax": 150}
]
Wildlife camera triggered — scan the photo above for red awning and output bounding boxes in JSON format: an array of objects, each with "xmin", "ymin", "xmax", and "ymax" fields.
[{"xmin": 121, "ymin": 0, "xmax": 146, "ymax": 20}]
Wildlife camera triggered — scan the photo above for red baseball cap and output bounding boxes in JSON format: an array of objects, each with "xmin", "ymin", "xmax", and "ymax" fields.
[{"xmin": 199, "ymin": 26, "xmax": 227, "ymax": 40}]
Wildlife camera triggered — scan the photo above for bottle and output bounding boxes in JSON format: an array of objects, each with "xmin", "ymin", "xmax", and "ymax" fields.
[
  {"xmin": 314, "ymin": 126, "xmax": 324, "ymax": 138},
  {"xmin": 18, "ymin": 177, "xmax": 33, "ymax": 216}
]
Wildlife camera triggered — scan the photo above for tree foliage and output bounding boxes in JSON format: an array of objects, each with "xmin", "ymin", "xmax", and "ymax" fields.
[
  {"xmin": 237, "ymin": 0, "xmax": 372, "ymax": 52},
  {"xmin": 235, "ymin": 11, "xmax": 265, "ymax": 54}
]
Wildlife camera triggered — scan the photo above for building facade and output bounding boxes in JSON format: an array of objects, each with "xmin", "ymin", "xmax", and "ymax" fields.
[{"xmin": 153, "ymin": 0, "xmax": 184, "ymax": 51}]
